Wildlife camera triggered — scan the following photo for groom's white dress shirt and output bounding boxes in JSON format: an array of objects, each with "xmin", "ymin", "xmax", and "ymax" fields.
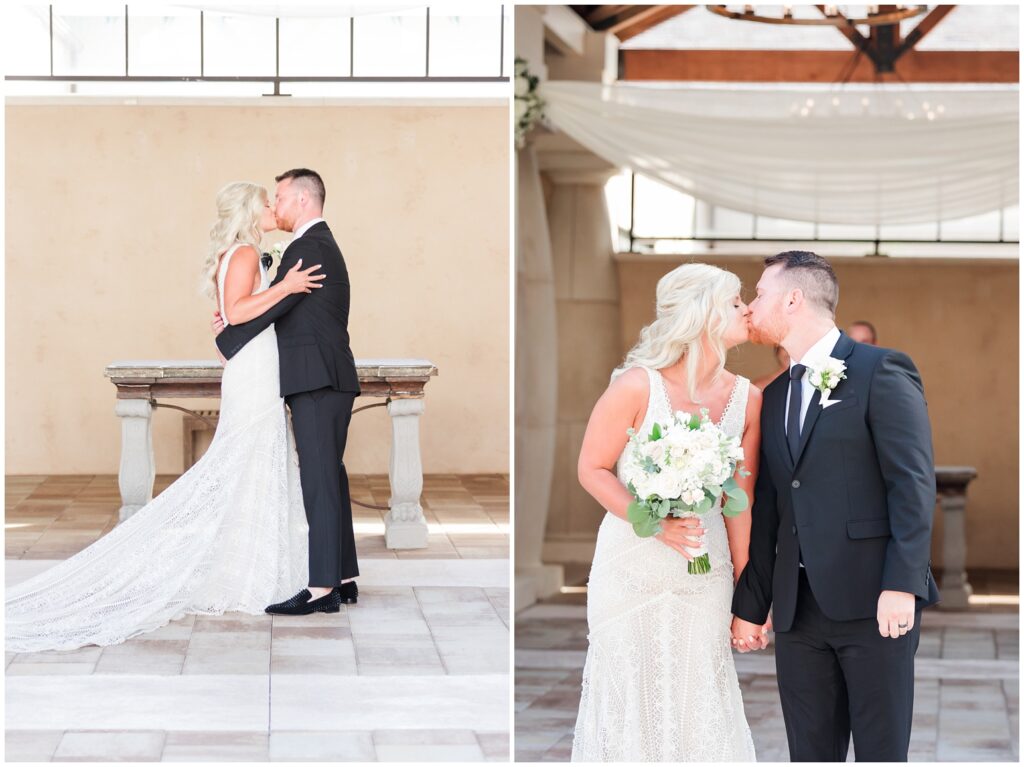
[
  {"xmin": 784, "ymin": 325, "xmax": 842, "ymax": 436},
  {"xmin": 283, "ymin": 217, "xmax": 325, "ymax": 253}
]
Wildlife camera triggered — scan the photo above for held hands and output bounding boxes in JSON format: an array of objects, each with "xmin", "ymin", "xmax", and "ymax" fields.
[
  {"xmin": 731, "ymin": 614, "xmax": 771, "ymax": 652},
  {"xmin": 877, "ymin": 590, "xmax": 915, "ymax": 639},
  {"xmin": 655, "ymin": 516, "xmax": 704, "ymax": 561},
  {"xmin": 281, "ymin": 258, "xmax": 326, "ymax": 295}
]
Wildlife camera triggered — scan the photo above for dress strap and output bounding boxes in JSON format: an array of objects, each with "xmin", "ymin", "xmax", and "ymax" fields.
[{"xmin": 720, "ymin": 376, "xmax": 750, "ymax": 438}]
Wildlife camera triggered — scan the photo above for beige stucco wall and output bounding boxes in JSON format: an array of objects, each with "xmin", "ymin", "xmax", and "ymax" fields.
[
  {"xmin": 612, "ymin": 255, "xmax": 1019, "ymax": 571},
  {"xmin": 5, "ymin": 101, "xmax": 509, "ymax": 476}
]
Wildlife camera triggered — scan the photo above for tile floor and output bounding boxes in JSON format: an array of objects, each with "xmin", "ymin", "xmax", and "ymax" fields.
[
  {"xmin": 5, "ymin": 474, "xmax": 510, "ymax": 762},
  {"xmin": 515, "ymin": 588, "xmax": 1019, "ymax": 762}
]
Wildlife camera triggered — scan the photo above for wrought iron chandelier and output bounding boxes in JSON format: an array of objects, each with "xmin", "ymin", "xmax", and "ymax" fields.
[{"xmin": 706, "ymin": 5, "xmax": 929, "ymax": 27}]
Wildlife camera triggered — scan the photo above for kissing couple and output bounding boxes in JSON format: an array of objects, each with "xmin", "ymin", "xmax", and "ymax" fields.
[
  {"xmin": 572, "ymin": 251, "xmax": 939, "ymax": 762},
  {"xmin": 8, "ymin": 168, "xmax": 362, "ymax": 652}
]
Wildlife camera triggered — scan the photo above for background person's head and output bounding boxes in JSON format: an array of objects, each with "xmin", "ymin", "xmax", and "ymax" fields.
[
  {"xmin": 274, "ymin": 168, "xmax": 326, "ymax": 232},
  {"xmin": 748, "ymin": 250, "xmax": 839, "ymax": 346},
  {"xmin": 201, "ymin": 181, "xmax": 272, "ymax": 299},
  {"xmin": 848, "ymin": 320, "xmax": 878, "ymax": 345},
  {"xmin": 614, "ymin": 263, "xmax": 749, "ymax": 403}
]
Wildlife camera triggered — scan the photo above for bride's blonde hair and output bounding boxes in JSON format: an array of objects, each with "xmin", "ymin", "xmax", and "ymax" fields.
[
  {"xmin": 200, "ymin": 182, "xmax": 267, "ymax": 300},
  {"xmin": 613, "ymin": 263, "xmax": 741, "ymax": 404}
]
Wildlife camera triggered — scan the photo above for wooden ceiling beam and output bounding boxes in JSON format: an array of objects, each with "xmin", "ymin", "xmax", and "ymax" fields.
[
  {"xmin": 583, "ymin": 5, "xmax": 632, "ymax": 26},
  {"xmin": 613, "ymin": 6, "xmax": 695, "ymax": 42},
  {"xmin": 620, "ymin": 49, "xmax": 1019, "ymax": 83},
  {"xmin": 896, "ymin": 5, "xmax": 956, "ymax": 60}
]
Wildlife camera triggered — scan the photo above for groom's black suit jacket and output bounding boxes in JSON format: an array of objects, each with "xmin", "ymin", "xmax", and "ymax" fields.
[
  {"xmin": 732, "ymin": 332, "xmax": 940, "ymax": 633},
  {"xmin": 216, "ymin": 221, "xmax": 360, "ymax": 397}
]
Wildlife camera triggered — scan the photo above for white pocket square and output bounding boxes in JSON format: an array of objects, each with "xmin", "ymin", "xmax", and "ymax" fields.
[{"xmin": 820, "ymin": 398, "xmax": 842, "ymax": 409}]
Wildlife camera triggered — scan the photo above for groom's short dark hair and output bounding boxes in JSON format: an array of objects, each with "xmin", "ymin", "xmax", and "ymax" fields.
[
  {"xmin": 764, "ymin": 250, "xmax": 839, "ymax": 317},
  {"xmin": 276, "ymin": 168, "xmax": 325, "ymax": 208}
]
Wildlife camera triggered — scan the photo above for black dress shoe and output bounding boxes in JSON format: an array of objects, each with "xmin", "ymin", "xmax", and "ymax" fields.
[
  {"xmin": 337, "ymin": 581, "xmax": 358, "ymax": 604},
  {"xmin": 265, "ymin": 588, "xmax": 341, "ymax": 616}
]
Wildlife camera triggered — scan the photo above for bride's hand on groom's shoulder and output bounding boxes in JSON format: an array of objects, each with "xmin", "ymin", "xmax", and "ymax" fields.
[
  {"xmin": 281, "ymin": 258, "xmax": 326, "ymax": 295},
  {"xmin": 730, "ymin": 615, "xmax": 770, "ymax": 652}
]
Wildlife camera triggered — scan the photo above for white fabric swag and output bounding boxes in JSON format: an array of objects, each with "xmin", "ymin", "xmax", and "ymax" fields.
[{"xmin": 541, "ymin": 81, "xmax": 1019, "ymax": 226}]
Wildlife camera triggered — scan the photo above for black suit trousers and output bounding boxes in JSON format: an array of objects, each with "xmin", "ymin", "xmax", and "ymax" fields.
[
  {"xmin": 775, "ymin": 570, "xmax": 921, "ymax": 762},
  {"xmin": 286, "ymin": 387, "xmax": 359, "ymax": 585}
]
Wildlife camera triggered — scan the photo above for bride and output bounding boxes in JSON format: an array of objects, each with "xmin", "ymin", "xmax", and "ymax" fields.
[
  {"xmin": 6, "ymin": 182, "xmax": 326, "ymax": 653},
  {"xmin": 571, "ymin": 263, "xmax": 768, "ymax": 761}
]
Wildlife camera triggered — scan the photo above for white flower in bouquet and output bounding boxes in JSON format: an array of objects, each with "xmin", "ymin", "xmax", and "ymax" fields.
[{"xmin": 623, "ymin": 409, "xmax": 750, "ymax": 574}]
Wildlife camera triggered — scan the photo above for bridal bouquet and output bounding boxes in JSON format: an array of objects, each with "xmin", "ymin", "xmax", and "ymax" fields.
[{"xmin": 622, "ymin": 409, "xmax": 749, "ymax": 574}]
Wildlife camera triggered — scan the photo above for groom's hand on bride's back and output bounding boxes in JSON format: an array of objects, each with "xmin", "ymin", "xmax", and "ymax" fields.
[{"xmin": 211, "ymin": 311, "xmax": 225, "ymax": 336}]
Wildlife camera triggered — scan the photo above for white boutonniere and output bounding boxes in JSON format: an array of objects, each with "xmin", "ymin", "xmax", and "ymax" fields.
[
  {"xmin": 806, "ymin": 356, "xmax": 847, "ymax": 408},
  {"xmin": 266, "ymin": 241, "xmax": 287, "ymax": 269}
]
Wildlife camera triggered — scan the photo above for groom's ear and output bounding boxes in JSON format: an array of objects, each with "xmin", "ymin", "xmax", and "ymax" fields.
[{"xmin": 786, "ymin": 287, "xmax": 804, "ymax": 312}]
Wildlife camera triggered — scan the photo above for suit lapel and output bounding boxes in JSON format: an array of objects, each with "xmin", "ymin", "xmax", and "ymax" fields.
[{"xmin": 792, "ymin": 331, "xmax": 856, "ymax": 470}]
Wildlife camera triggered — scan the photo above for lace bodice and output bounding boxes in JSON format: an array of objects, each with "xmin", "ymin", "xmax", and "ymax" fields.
[{"xmin": 618, "ymin": 366, "xmax": 750, "ymax": 494}]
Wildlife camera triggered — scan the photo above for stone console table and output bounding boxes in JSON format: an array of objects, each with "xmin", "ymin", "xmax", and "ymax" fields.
[
  {"xmin": 104, "ymin": 358, "xmax": 438, "ymax": 549},
  {"xmin": 935, "ymin": 466, "xmax": 977, "ymax": 610}
]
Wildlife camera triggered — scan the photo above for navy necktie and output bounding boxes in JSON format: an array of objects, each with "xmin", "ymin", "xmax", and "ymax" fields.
[{"xmin": 787, "ymin": 363, "xmax": 807, "ymax": 461}]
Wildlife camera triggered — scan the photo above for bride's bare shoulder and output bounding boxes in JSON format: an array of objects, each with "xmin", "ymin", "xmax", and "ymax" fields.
[
  {"xmin": 607, "ymin": 366, "xmax": 649, "ymax": 399},
  {"xmin": 225, "ymin": 244, "xmax": 259, "ymax": 267}
]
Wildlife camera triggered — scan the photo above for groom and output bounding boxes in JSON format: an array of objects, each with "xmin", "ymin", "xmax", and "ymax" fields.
[
  {"xmin": 731, "ymin": 251, "xmax": 939, "ymax": 761},
  {"xmin": 214, "ymin": 168, "xmax": 361, "ymax": 615}
]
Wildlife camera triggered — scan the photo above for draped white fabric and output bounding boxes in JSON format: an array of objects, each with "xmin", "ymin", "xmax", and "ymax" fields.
[{"xmin": 541, "ymin": 81, "xmax": 1019, "ymax": 226}]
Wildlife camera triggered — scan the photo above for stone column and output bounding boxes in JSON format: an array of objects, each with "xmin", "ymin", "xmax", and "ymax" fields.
[
  {"xmin": 115, "ymin": 398, "xmax": 155, "ymax": 522},
  {"xmin": 385, "ymin": 397, "xmax": 429, "ymax": 549},
  {"xmin": 515, "ymin": 143, "xmax": 563, "ymax": 610},
  {"xmin": 541, "ymin": 165, "xmax": 622, "ymax": 567}
]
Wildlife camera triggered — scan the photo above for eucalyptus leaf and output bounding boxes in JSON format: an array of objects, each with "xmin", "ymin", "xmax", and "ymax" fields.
[
  {"xmin": 722, "ymin": 487, "xmax": 750, "ymax": 517},
  {"xmin": 626, "ymin": 500, "xmax": 648, "ymax": 526},
  {"xmin": 627, "ymin": 501, "xmax": 661, "ymax": 538}
]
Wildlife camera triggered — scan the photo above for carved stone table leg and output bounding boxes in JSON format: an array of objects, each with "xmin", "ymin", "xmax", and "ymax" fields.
[
  {"xmin": 385, "ymin": 398, "xmax": 429, "ymax": 549},
  {"xmin": 938, "ymin": 491, "xmax": 973, "ymax": 610},
  {"xmin": 114, "ymin": 398, "xmax": 155, "ymax": 522}
]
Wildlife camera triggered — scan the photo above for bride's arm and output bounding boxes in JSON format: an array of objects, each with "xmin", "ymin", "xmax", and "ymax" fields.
[
  {"xmin": 219, "ymin": 246, "xmax": 324, "ymax": 325},
  {"xmin": 724, "ymin": 385, "xmax": 762, "ymax": 584},
  {"xmin": 577, "ymin": 368, "xmax": 703, "ymax": 559},
  {"xmin": 577, "ymin": 369, "xmax": 646, "ymax": 521}
]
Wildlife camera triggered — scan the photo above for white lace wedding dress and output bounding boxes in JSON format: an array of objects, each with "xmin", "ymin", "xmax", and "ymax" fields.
[
  {"xmin": 571, "ymin": 366, "xmax": 757, "ymax": 762},
  {"xmin": 6, "ymin": 244, "xmax": 309, "ymax": 652}
]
